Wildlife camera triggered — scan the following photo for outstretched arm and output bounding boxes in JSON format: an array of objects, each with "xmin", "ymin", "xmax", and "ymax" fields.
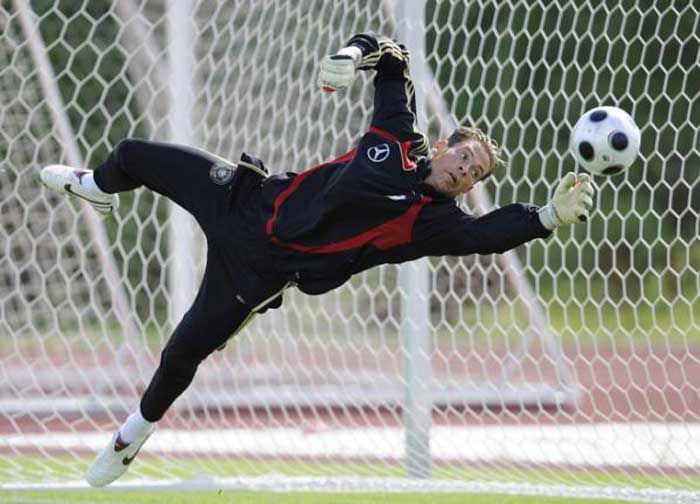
[
  {"xmin": 318, "ymin": 33, "xmax": 429, "ymax": 157},
  {"xmin": 430, "ymin": 203, "xmax": 551, "ymax": 256},
  {"xmin": 429, "ymin": 173, "xmax": 595, "ymax": 256}
]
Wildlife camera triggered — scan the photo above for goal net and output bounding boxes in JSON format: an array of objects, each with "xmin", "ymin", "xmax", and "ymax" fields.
[{"xmin": 2, "ymin": 0, "xmax": 699, "ymax": 500}]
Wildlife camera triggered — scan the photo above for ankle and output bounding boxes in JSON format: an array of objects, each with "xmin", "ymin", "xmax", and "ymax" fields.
[
  {"xmin": 80, "ymin": 172, "xmax": 107, "ymax": 195},
  {"xmin": 119, "ymin": 408, "xmax": 155, "ymax": 443}
]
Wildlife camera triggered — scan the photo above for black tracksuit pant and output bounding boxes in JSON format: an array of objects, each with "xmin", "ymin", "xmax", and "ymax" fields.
[{"xmin": 94, "ymin": 139, "xmax": 265, "ymax": 422}]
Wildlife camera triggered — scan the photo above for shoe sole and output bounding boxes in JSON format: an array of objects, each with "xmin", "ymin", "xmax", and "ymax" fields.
[{"xmin": 63, "ymin": 183, "xmax": 114, "ymax": 211}]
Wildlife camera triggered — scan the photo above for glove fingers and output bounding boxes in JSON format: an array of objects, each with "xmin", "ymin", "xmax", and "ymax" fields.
[
  {"xmin": 319, "ymin": 68, "xmax": 349, "ymax": 80},
  {"xmin": 580, "ymin": 195, "xmax": 594, "ymax": 209},
  {"xmin": 318, "ymin": 74, "xmax": 337, "ymax": 90},
  {"xmin": 574, "ymin": 181, "xmax": 595, "ymax": 201},
  {"xmin": 321, "ymin": 65, "xmax": 352, "ymax": 76},
  {"xmin": 577, "ymin": 176, "xmax": 595, "ymax": 192},
  {"xmin": 318, "ymin": 75, "xmax": 344, "ymax": 87},
  {"xmin": 318, "ymin": 76, "xmax": 346, "ymax": 91},
  {"xmin": 319, "ymin": 56, "xmax": 354, "ymax": 92},
  {"xmin": 559, "ymin": 172, "xmax": 578, "ymax": 191}
]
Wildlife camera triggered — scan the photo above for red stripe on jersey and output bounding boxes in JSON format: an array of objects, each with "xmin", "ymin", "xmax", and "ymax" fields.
[
  {"xmin": 400, "ymin": 140, "xmax": 417, "ymax": 171},
  {"xmin": 368, "ymin": 126, "xmax": 398, "ymax": 142},
  {"xmin": 266, "ymin": 148, "xmax": 357, "ymax": 237},
  {"xmin": 270, "ymin": 195, "xmax": 432, "ymax": 254}
]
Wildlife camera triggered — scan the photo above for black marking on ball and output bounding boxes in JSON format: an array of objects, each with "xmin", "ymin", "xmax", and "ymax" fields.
[
  {"xmin": 610, "ymin": 131, "xmax": 628, "ymax": 151},
  {"xmin": 578, "ymin": 141, "xmax": 595, "ymax": 161},
  {"xmin": 603, "ymin": 165, "xmax": 625, "ymax": 175},
  {"xmin": 590, "ymin": 110, "xmax": 608, "ymax": 122}
]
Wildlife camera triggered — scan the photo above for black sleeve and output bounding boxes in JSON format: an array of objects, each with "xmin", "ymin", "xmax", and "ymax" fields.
[
  {"xmin": 346, "ymin": 33, "xmax": 429, "ymax": 160},
  {"xmin": 429, "ymin": 203, "xmax": 553, "ymax": 256}
]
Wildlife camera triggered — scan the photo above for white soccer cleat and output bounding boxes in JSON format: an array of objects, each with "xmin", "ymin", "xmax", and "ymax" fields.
[
  {"xmin": 86, "ymin": 425, "xmax": 155, "ymax": 487},
  {"xmin": 40, "ymin": 164, "xmax": 119, "ymax": 215}
]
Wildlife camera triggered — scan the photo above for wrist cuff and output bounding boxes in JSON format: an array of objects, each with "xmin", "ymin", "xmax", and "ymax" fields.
[
  {"xmin": 538, "ymin": 204, "xmax": 559, "ymax": 231},
  {"xmin": 337, "ymin": 46, "xmax": 362, "ymax": 67}
]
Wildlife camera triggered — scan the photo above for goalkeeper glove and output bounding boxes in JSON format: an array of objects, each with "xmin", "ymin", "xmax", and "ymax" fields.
[
  {"xmin": 538, "ymin": 172, "xmax": 595, "ymax": 230},
  {"xmin": 318, "ymin": 46, "xmax": 362, "ymax": 92}
]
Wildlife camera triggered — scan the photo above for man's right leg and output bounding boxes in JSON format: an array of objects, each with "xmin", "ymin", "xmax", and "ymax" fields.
[
  {"xmin": 41, "ymin": 138, "xmax": 234, "ymax": 225},
  {"xmin": 87, "ymin": 250, "xmax": 252, "ymax": 487}
]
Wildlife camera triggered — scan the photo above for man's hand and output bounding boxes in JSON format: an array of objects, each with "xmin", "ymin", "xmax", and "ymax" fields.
[
  {"xmin": 538, "ymin": 172, "xmax": 595, "ymax": 230},
  {"xmin": 318, "ymin": 46, "xmax": 362, "ymax": 93}
]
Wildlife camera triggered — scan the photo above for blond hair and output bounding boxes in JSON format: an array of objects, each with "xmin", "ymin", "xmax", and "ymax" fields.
[{"xmin": 446, "ymin": 126, "xmax": 505, "ymax": 172}]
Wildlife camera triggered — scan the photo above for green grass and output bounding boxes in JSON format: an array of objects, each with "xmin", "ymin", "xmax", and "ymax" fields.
[
  {"xmin": 0, "ymin": 490, "xmax": 650, "ymax": 504},
  {"xmin": 0, "ymin": 490, "xmax": 652, "ymax": 504},
  {"xmin": 3, "ymin": 454, "xmax": 698, "ymax": 500},
  {"xmin": 430, "ymin": 296, "xmax": 700, "ymax": 349}
]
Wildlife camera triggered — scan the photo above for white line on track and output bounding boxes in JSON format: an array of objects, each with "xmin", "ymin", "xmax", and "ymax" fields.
[{"xmin": 3, "ymin": 422, "xmax": 700, "ymax": 469}]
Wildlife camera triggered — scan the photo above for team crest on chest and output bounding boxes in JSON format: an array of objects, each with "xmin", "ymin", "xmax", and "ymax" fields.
[
  {"xmin": 210, "ymin": 161, "xmax": 235, "ymax": 185},
  {"xmin": 367, "ymin": 143, "xmax": 390, "ymax": 163}
]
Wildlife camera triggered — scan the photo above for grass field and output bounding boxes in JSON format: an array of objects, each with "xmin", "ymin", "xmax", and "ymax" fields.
[
  {"xmin": 0, "ymin": 490, "xmax": 648, "ymax": 504},
  {"xmin": 4, "ymin": 453, "xmax": 698, "ymax": 491},
  {"xmin": 4, "ymin": 454, "xmax": 694, "ymax": 504}
]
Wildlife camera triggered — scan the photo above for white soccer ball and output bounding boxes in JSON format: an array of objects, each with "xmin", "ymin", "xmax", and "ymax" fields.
[{"xmin": 570, "ymin": 106, "xmax": 640, "ymax": 176}]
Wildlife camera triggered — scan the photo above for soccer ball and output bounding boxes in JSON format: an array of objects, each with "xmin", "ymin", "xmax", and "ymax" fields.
[{"xmin": 570, "ymin": 106, "xmax": 640, "ymax": 176}]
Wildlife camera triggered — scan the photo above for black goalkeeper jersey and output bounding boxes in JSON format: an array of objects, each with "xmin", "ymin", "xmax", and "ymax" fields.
[{"xmin": 235, "ymin": 33, "xmax": 551, "ymax": 297}]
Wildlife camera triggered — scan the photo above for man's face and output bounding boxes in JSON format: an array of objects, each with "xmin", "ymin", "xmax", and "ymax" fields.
[{"xmin": 424, "ymin": 139, "xmax": 493, "ymax": 197}]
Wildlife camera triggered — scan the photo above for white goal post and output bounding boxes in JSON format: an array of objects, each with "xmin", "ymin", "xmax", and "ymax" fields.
[{"xmin": 1, "ymin": 0, "xmax": 699, "ymax": 501}]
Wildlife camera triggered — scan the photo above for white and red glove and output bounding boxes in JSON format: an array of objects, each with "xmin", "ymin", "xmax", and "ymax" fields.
[
  {"xmin": 317, "ymin": 46, "xmax": 362, "ymax": 93},
  {"xmin": 538, "ymin": 172, "xmax": 595, "ymax": 229}
]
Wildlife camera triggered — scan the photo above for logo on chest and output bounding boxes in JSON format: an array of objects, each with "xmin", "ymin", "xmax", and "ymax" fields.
[{"xmin": 367, "ymin": 143, "xmax": 390, "ymax": 163}]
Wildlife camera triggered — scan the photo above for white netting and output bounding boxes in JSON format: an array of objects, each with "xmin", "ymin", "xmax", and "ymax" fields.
[{"xmin": 1, "ymin": 0, "xmax": 699, "ymax": 500}]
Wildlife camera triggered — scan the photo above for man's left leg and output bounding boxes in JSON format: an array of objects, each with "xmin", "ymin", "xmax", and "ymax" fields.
[{"xmin": 86, "ymin": 248, "xmax": 257, "ymax": 487}]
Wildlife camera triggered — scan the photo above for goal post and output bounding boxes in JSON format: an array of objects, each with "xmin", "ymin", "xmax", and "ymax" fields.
[
  {"xmin": 166, "ymin": 0, "xmax": 201, "ymax": 326},
  {"xmin": 1, "ymin": 0, "xmax": 699, "ymax": 501}
]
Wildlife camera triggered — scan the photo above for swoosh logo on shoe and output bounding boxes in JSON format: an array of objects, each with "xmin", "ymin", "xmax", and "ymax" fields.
[
  {"xmin": 122, "ymin": 436, "xmax": 149, "ymax": 466},
  {"xmin": 63, "ymin": 184, "xmax": 111, "ymax": 208}
]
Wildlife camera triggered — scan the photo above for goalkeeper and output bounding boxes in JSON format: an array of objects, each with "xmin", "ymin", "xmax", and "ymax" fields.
[{"xmin": 40, "ymin": 32, "xmax": 594, "ymax": 487}]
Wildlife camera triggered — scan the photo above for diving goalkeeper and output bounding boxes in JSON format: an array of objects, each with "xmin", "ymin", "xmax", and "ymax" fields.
[{"xmin": 40, "ymin": 32, "xmax": 594, "ymax": 487}]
